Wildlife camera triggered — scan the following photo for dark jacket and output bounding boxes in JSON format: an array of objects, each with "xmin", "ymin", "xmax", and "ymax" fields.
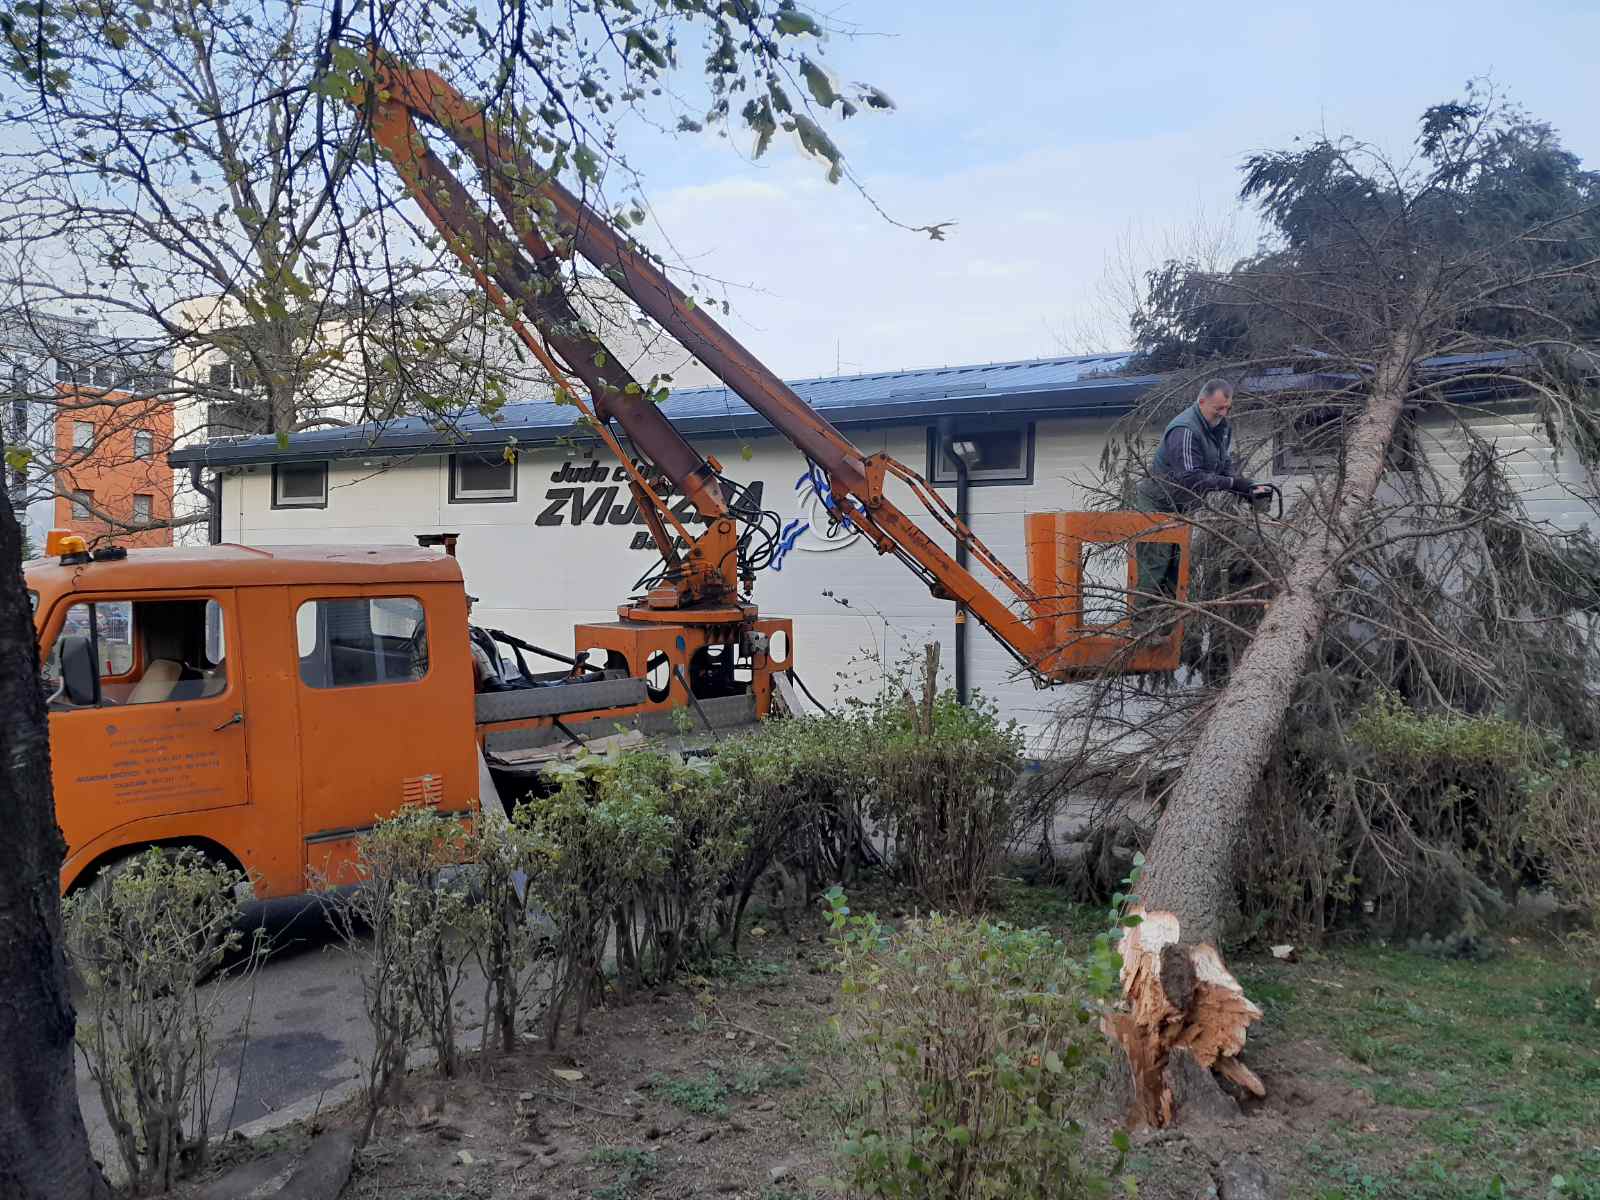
[{"xmin": 1137, "ymin": 403, "xmax": 1241, "ymax": 513}]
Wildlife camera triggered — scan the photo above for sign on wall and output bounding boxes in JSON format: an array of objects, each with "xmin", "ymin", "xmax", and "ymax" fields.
[{"xmin": 533, "ymin": 457, "xmax": 864, "ymax": 567}]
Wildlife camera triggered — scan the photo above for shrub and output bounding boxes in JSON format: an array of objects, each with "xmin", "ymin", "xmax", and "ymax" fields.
[
  {"xmin": 354, "ymin": 806, "xmax": 475, "ymax": 1078},
  {"xmin": 462, "ymin": 811, "xmax": 548, "ymax": 1056},
  {"xmin": 858, "ymin": 649, "xmax": 1024, "ymax": 913},
  {"xmin": 331, "ymin": 805, "xmax": 475, "ymax": 1142},
  {"xmin": 520, "ymin": 754, "xmax": 673, "ymax": 1046},
  {"xmin": 65, "ymin": 847, "xmax": 259, "ymax": 1194},
  {"xmin": 713, "ymin": 713, "xmax": 874, "ymax": 945},
  {"xmin": 1239, "ymin": 692, "xmax": 1562, "ymax": 941},
  {"xmin": 1526, "ymin": 754, "xmax": 1600, "ymax": 940},
  {"xmin": 607, "ymin": 750, "xmax": 746, "ymax": 985},
  {"xmin": 824, "ymin": 890, "xmax": 1123, "ymax": 1200}
]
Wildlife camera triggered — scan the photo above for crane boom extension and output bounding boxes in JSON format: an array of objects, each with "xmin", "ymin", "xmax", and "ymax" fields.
[{"xmin": 355, "ymin": 59, "xmax": 1184, "ymax": 682}]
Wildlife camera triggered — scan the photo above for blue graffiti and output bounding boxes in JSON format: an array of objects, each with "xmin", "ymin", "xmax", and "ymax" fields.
[
  {"xmin": 771, "ymin": 466, "xmax": 858, "ymax": 572},
  {"xmin": 771, "ymin": 518, "xmax": 810, "ymax": 572}
]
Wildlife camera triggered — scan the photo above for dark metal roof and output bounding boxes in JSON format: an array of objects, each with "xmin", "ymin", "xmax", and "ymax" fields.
[
  {"xmin": 167, "ymin": 347, "xmax": 1542, "ymax": 470},
  {"xmin": 169, "ymin": 353, "xmax": 1155, "ymax": 468}
]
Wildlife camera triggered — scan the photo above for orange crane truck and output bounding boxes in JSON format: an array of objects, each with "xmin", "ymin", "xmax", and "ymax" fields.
[
  {"xmin": 28, "ymin": 535, "xmax": 791, "ymax": 899},
  {"xmin": 29, "ymin": 56, "xmax": 1194, "ymax": 902}
]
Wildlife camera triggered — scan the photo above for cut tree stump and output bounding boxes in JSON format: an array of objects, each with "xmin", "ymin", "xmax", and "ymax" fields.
[{"xmin": 1103, "ymin": 908, "xmax": 1264, "ymax": 1127}]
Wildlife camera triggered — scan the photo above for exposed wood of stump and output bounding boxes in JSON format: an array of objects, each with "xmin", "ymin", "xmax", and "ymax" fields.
[{"xmin": 1103, "ymin": 908, "xmax": 1265, "ymax": 1127}]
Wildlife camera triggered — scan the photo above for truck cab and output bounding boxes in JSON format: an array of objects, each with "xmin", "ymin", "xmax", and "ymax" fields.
[{"xmin": 28, "ymin": 542, "xmax": 480, "ymax": 897}]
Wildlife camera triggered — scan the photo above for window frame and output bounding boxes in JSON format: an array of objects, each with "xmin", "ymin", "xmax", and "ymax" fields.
[
  {"xmin": 271, "ymin": 461, "xmax": 329, "ymax": 510},
  {"xmin": 448, "ymin": 451, "xmax": 518, "ymax": 504},
  {"xmin": 133, "ymin": 429, "xmax": 155, "ymax": 458},
  {"xmin": 72, "ymin": 420, "xmax": 95, "ymax": 451},
  {"xmin": 70, "ymin": 490, "xmax": 94, "ymax": 519},
  {"xmin": 926, "ymin": 420, "xmax": 1036, "ymax": 487},
  {"xmin": 132, "ymin": 493, "xmax": 153, "ymax": 524},
  {"xmin": 295, "ymin": 595, "xmax": 430, "ymax": 690}
]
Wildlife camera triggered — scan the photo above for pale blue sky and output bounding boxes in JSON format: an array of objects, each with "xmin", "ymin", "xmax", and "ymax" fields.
[{"xmin": 610, "ymin": 0, "xmax": 1600, "ymax": 378}]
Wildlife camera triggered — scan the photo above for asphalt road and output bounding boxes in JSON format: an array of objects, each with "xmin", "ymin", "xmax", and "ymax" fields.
[{"xmin": 72, "ymin": 895, "xmax": 489, "ymax": 1175}]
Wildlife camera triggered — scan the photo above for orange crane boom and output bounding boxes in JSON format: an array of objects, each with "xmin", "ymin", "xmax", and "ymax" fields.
[{"xmin": 351, "ymin": 57, "xmax": 1189, "ymax": 683}]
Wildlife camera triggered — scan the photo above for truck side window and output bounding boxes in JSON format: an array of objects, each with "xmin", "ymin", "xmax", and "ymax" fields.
[
  {"xmin": 296, "ymin": 597, "xmax": 428, "ymax": 689},
  {"xmin": 43, "ymin": 598, "xmax": 226, "ymax": 708}
]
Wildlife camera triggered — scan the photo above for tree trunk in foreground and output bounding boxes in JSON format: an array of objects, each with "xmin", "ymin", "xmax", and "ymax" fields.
[
  {"xmin": 1111, "ymin": 331, "xmax": 1420, "ymax": 1125},
  {"xmin": 0, "ymin": 498, "xmax": 109, "ymax": 1199}
]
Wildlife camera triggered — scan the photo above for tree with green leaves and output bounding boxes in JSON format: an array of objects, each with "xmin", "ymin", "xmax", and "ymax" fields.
[
  {"xmin": 0, "ymin": 0, "xmax": 899, "ymax": 440},
  {"xmin": 0, "ymin": 0, "xmax": 898, "ymax": 1191}
]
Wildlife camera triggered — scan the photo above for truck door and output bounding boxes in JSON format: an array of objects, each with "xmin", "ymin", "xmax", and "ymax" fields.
[
  {"xmin": 42, "ymin": 592, "xmax": 249, "ymax": 858},
  {"xmin": 290, "ymin": 587, "xmax": 475, "ymax": 886}
]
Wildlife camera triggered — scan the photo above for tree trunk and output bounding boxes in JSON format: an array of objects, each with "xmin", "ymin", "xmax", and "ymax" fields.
[
  {"xmin": 1138, "ymin": 331, "xmax": 1420, "ymax": 942},
  {"xmin": 0, "ymin": 496, "xmax": 110, "ymax": 1198},
  {"xmin": 1109, "ymin": 332, "xmax": 1421, "ymax": 1127}
]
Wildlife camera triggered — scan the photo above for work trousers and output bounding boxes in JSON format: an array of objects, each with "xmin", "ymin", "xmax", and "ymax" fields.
[{"xmin": 1131, "ymin": 483, "xmax": 1181, "ymax": 613}]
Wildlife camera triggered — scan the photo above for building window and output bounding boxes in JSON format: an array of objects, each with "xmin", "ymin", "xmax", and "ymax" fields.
[
  {"xmin": 927, "ymin": 422, "xmax": 1035, "ymax": 486},
  {"xmin": 295, "ymin": 596, "xmax": 428, "ymax": 689},
  {"xmin": 449, "ymin": 452, "xmax": 517, "ymax": 503},
  {"xmin": 208, "ymin": 360, "xmax": 258, "ymax": 392},
  {"xmin": 92, "ymin": 364, "xmax": 115, "ymax": 388},
  {"xmin": 72, "ymin": 420, "xmax": 94, "ymax": 450},
  {"xmin": 11, "ymin": 399, "xmax": 26, "ymax": 438},
  {"xmin": 70, "ymin": 490, "xmax": 93, "ymax": 519},
  {"xmin": 272, "ymin": 461, "xmax": 328, "ymax": 508},
  {"xmin": 132, "ymin": 494, "xmax": 152, "ymax": 524},
  {"xmin": 133, "ymin": 430, "xmax": 154, "ymax": 458},
  {"xmin": 55, "ymin": 359, "xmax": 84, "ymax": 385}
]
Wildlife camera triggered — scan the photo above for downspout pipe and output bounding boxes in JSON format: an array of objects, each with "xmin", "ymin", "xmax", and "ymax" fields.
[
  {"xmin": 951, "ymin": 448, "xmax": 970, "ymax": 707},
  {"xmin": 189, "ymin": 465, "xmax": 222, "ymax": 545}
]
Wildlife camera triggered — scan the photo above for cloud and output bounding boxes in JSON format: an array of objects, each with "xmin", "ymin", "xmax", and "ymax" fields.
[
  {"xmin": 619, "ymin": 0, "xmax": 1599, "ymax": 381},
  {"xmin": 643, "ymin": 132, "xmax": 1253, "ymax": 377}
]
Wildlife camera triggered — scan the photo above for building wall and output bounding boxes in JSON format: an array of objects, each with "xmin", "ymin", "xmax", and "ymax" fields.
[
  {"xmin": 218, "ymin": 416, "xmax": 1114, "ymax": 745},
  {"xmin": 173, "ymin": 286, "xmax": 725, "ymax": 546},
  {"xmin": 216, "ymin": 399, "xmax": 1598, "ymax": 749},
  {"xmin": 2, "ymin": 311, "xmax": 97, "ymax": 550},
  {"xmin": 53, "ymin": 387, "xmax": 175, "ymax": 547}
]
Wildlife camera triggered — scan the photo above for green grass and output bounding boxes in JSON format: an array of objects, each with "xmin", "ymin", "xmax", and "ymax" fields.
[
  {"xmin": 1251, "ymin": 943, "xmax": 1598, "ymax": 1200},
  {"xmin": 989, "ymin": 878, "xmax": 1107, "ymax": 946},
  {"xmin": 649, "ymin": 1070, "xmax": 729, "ymax": 1115},
  {"xmin": 588, "ymin": 1147, "xmax": 658, "ymax": 1198},
  {"xmin": 733, "ymin": 1059, "xmax": 808, "ymax": 1094},
  {"xmin": 649, "ymin": 1058, "xmax": 808, "ymax": 1116},
  {"xmin": 703, "ymin": 955, "xmax": 794, "ymax": 987},
  {"xmin": 997, "ymin": 885, "xmax": 1597, "ymax": 1200}
]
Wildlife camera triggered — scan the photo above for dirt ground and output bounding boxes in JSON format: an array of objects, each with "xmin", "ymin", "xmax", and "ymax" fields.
[{"xmin": 179, "ymin": 882, "xmax": 1599, "ymax": 1200}]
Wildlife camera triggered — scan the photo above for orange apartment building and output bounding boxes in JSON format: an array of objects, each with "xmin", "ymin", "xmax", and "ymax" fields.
[{"xmin": 53, "ymin": 384, "xmax": 175, "ymax": 548}]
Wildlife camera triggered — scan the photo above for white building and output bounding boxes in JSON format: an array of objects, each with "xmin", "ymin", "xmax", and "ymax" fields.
[
  {"xmin": 165, "ymin": 282, "xmax": 722, "ymax": 543},
  {"xmin": 169, "ymin": 352, "xmax": 1595, "ymax": 749}
]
